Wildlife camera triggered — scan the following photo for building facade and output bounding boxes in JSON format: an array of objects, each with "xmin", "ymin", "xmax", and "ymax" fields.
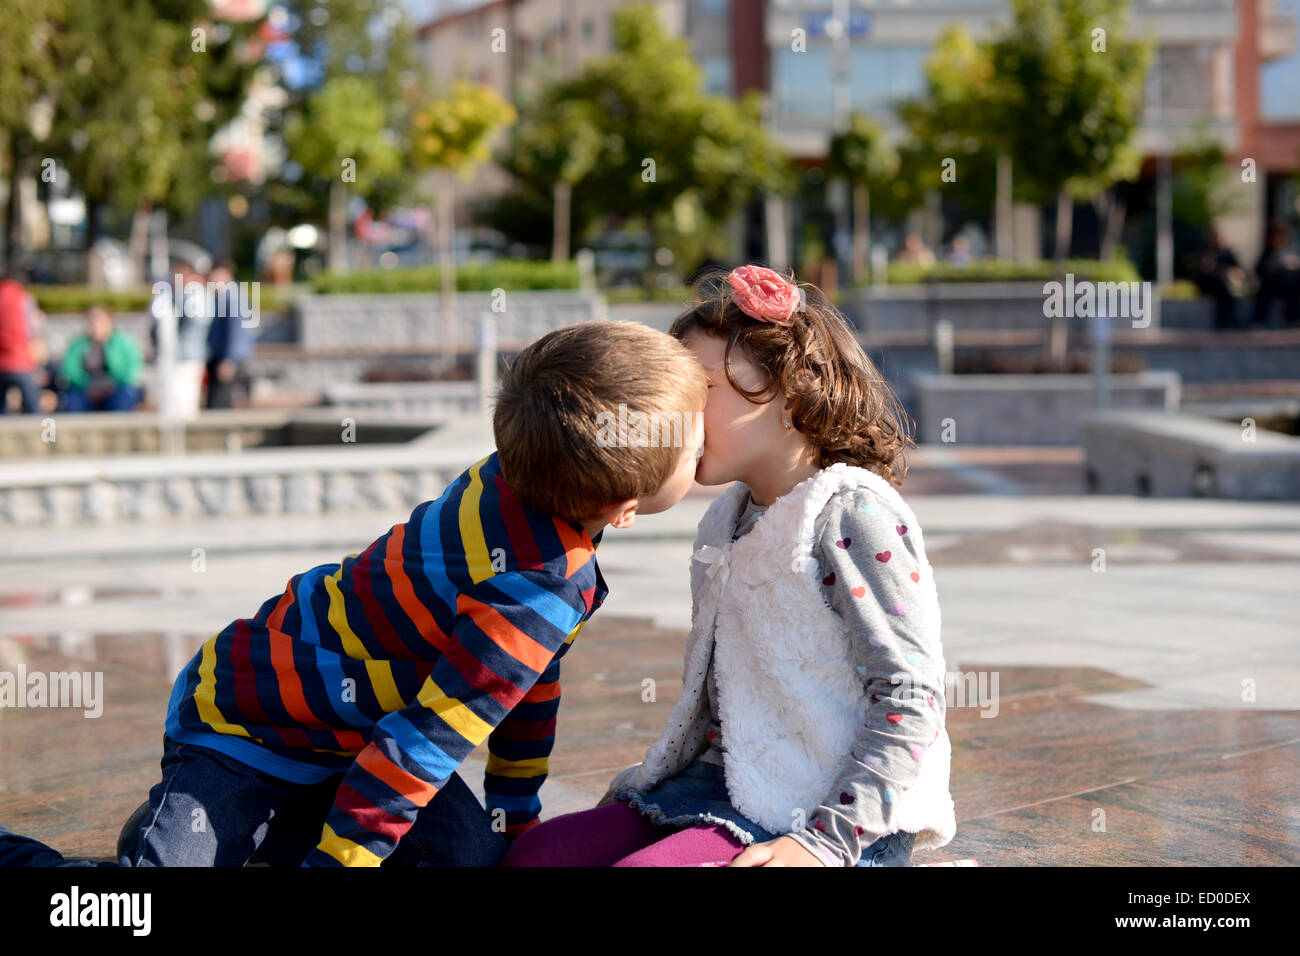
[{"xmin": 414, "ymin": 0, "xmax": 1299, "ymax": 272}]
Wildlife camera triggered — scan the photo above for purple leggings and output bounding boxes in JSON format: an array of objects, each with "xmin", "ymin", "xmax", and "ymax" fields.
[{"xmin": 502, "ymin": 801, "xmax": 748, "ymax": 867}]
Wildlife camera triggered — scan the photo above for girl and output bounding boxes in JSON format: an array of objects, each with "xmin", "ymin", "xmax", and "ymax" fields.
[{"xmin": 503, "ymin": 265, "xmax": 956, "ymax": 867}]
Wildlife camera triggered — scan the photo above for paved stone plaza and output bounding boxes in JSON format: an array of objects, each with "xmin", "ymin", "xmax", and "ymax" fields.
[{"xmin": 1, "ymin": 444, "xmax": 1297, "ymax": 864}]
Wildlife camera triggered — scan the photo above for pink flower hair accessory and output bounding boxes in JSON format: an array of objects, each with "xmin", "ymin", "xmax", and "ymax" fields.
[{"xmin": 728, "ymin": 264, "xmax": 805, "ymax": 324}]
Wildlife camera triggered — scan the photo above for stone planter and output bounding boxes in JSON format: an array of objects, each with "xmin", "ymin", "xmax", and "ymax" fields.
[
  {"xmin": 912, "ymin": 371, "xmax": 1181, "ymax": 445},
  {"xmin": 843, "ymin": 281, "xmax": 1162, "ymax": 334},
  {"xmin": 1081, "ymin": 410, "xmax": 1300, "ymax": 499},
  {"xmin": 293, "ymin": 290, "xmax": 607, "ymax": 348}
]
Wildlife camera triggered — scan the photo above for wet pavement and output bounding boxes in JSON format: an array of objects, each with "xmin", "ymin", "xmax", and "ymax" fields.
[{"xmin": 1, "ymin": 444, "xmax": 1297, "ymax": 864}]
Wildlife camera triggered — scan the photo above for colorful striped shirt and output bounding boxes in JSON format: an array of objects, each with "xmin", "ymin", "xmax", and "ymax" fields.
[{"xmin": 165, "ymin": 452, "xmax": 608, "ymax": 866}]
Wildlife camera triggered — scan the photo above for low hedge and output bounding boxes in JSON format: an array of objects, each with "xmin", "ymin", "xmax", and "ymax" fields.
[
  {"xmin": 32, "ymin": 285, "xmax": 288, "ymax": 315},
  {"xmin": 875, "ymin": 258, "xmax": 1143, "ymax": 287},
  {"xmin": 309, "ymin": 260, "xmax": 581, "ymax": 294},
  {"xmin": 31, "ymin": 258, "xmax": 1150, "ymax": 311},
  {"xmin": 1161, "ymin": 279, "xmax": 1203, "ymax": 301},
  {"xmin": 604, "ymin": 284, "xmax": 697, "ymax": 304}
]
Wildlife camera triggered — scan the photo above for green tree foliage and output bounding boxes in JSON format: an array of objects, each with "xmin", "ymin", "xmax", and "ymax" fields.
[
  {"xmin": 827, "ymin": 112, "xmax": 898, "ymax": 279},
  {"xmin": 287, "ymin": 77, "xmax": 402, "ymax": 191},
  {"xmin": 1171, "ymin": 129, "xmax": 1248, "ymax": 227},
  {"xmin": 1, "ymin": 0, "xmax": 257, "ymax": 268},
  {"xmin": 408, "ymin": 80, "xmax": 516, "ymax": 355},
  {"xmin": 489, "ymin": 3, "xmax": 790, "ymax": 276},
  {"xmin": 265, "ymin": 0, "xmax": 417, "ymax": 226},
  {"xmin": 894, "ymin": 25, "xmax": 1008, "ymax": 219},
  {"xmin": 52, "ymin": 1, "xmax": 226, "ymax": 216},
  {"xmin": 987, "ymin": 0, "xmax": 1151, "ymax": 257},
  {"xmin": 410, "ymin": 81, "xmax": 517, "ymax": 175},
  {"xmin": 285, "ymin": 76, "xmax": 403, "ymax": 270}
]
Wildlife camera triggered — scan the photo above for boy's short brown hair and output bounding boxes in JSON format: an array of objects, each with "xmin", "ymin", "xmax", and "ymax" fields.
[{"xmin": 494, "ymin": 320, "xmax": 707, "ymax": 522}]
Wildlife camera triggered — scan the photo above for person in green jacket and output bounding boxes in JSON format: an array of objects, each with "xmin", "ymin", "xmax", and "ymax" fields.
[{"xmin": 60, "ymin": 306, "xmax": 143, "ymax": 412}]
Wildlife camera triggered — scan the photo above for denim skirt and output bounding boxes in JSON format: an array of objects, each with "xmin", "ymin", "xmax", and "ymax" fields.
[{"xmin": 613, "ymin": 756, "xmax": 914, "ymax": 867}]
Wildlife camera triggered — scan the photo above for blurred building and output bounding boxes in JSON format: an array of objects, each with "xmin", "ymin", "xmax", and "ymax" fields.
[
  {"xmin": 1238, "ymin": 0, "xmax": 1300, "ymax": 264},
  {"xmin": 415, "ymin": 0, "xmax": 1300, "ymax": 269},
  {"xmin": 752, "ymin": 0, "xmax": 1298, "ymax": 269},
  {"xmin": 415, "ymin": 0, "xmax": 687, "ymax": 206}
]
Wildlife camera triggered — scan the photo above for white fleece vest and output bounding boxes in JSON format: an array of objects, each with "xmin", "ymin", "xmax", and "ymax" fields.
[{"xmin": 623, "ymin": 463, "xmax": 957, "ymax": 851}]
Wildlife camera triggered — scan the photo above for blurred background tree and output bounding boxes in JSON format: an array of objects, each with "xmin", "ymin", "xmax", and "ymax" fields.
[
  {"xmin": 285, "ymin": 76, "xmax": 402, "ymax": 272},
  {"xmin": 488, "ymin": 3, "xmax": 790, "ymax": 282},
  {"xmin": 0, "ymin": 0, "xmax": 67, "ymax": 273},
  {"xmin": 494, "ymin": 96, "xmax": 600, "ymax": 264},
  {"xmin": 261, "ymin": 0, "xmax": 416, "ymax": 264},
  {"xmin": 987, "ymin": 0, "xmax": 1151, "ymax": 261},
  {"xmin": 2, "ymin": 0, "xmax": 258, "ymax": 277},
  {"xmin": 828, "ymin": 112, "xmax": 898, "ymax": 283},
  {"xmin": 1172, "ymin": 130, "xmax": 1251, "ymax": 228},
  {"xmin": 894, "ymin": 26, "xmax": 1009, "ymax": 251},
  {"xmin": 409, "ymin": 80, "xmax": 516, "ymax": 357}
]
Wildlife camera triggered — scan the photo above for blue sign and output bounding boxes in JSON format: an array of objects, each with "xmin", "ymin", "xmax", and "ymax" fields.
[{"xmin": 804, "ymin": 11, "xmax": 872, "ymax": 39}]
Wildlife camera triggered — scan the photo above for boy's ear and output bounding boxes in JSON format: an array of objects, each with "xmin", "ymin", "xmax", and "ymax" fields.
[{"xmin": 606, "ymin": 499, "xmax": 639, "ymax": 530}]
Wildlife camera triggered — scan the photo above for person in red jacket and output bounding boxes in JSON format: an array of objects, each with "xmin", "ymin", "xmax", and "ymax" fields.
[{"xmin": 0, "ymin": 274, "xmax": 43, "ymax": 415}]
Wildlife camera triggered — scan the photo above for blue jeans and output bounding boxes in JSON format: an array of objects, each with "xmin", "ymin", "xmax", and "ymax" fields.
[
  {"xmin": 63, "ymin": 384, "xmax": 140, "ymax": 412},
  {"xmin": 0, "ymin": 736, "xmax": 507, "ymax": 867},
  {"xmin": 0, "ymin": 370, "xmax": 41, "ymax": 414}
]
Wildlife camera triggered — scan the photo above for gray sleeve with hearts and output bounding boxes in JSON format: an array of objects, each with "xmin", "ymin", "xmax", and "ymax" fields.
[{"xmin": 784, "ymin": 486, "xmax": 947, "ymax": 867}]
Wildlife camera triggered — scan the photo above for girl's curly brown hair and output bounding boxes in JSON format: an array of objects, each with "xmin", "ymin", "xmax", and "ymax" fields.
[{"xmin": 669, "ymin": 267, "xmax": 915, "ymax": 486}]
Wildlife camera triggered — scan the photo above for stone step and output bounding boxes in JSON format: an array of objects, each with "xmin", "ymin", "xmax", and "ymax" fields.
[
  {"xmin": 0, "ymin": 413, "xmax": 495, "ymax": 528},
  {"xmin": 1081, "ymin": 410, "xmax": 1300, "ymax": 499}
]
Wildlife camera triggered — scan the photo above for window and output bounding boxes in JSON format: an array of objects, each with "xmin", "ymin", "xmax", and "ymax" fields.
[
  {"xmin": 773, "ymin": 48, "xmax": 834, "ymax": 116},
  {"xmin": 773, "ymin": 45, "xmax": 927, "ymax": 116},
  {"xmin": 848, "ymin": 46, "xmax": 927, "ymax": 111},
  {"xmin": 1261, "ymin": 0, "xmax": 1300, "ymax": 120},
  {"xmin": 702, "ymin": 55, "xmax": 732, "ymax": 95}
]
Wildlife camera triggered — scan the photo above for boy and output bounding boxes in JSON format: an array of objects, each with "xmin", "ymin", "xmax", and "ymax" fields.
[{"xmin": 0, "ymin": 320, "xmax": 706, "ymax": 867}]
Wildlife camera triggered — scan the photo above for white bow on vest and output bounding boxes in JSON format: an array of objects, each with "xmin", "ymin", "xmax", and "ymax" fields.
[{"xmin": 613, "ymin": 463, "xmax": 957, "ymax": 852}]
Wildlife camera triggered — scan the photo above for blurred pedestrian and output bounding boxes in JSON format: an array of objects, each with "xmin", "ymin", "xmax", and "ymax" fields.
[
  {"xmin": 30, "ymin": 337, "xmax": 63, "ymax": 414},
  {"xmin": 1252, "ymin": 219, "xmax": 1300, "ymax": 327},
  {"xmin": 1194, "ymin": 227, "xmax": 1247, "ymax": 330},
  {"xmin": 152, "ymin": 261, "xmax": 210, "ymax": 420},
  {"xmin": 896, "ymin": 233, "xmax": 935, "ymax": 267},
  {"xmin": 946, "ymin": 235, "xmax": 972, "ymax": 268},
  {"xmin": 0, "ymin": 272, "xmax": 44, "ymax": 414},
  {"xmin": 60, "ymin": 306, "xmax": 143, "ymax": 412},
  {"xmin": 204, "ymin": 259, "xmax": 254, "ymax": 409}
]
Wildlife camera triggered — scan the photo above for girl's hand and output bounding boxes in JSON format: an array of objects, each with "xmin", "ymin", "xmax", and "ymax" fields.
[{"xmin": 728, "ymin": 835, "xmax": 827, "ymax": 867}]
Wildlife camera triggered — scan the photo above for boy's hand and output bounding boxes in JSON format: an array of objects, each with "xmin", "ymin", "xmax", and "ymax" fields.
[{"xmin": 729, "ymin": 835, "xmax": 828, "ymax": 867}]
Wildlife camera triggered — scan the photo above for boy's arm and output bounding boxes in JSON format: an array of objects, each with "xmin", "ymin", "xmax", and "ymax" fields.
[
  {"xmin": 483, "ymin": 653, "xmax": 561, "ymax": 840},
  {"xmin": 302, "ymin": 569, "xmax": 587, "ymax": 867}
]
